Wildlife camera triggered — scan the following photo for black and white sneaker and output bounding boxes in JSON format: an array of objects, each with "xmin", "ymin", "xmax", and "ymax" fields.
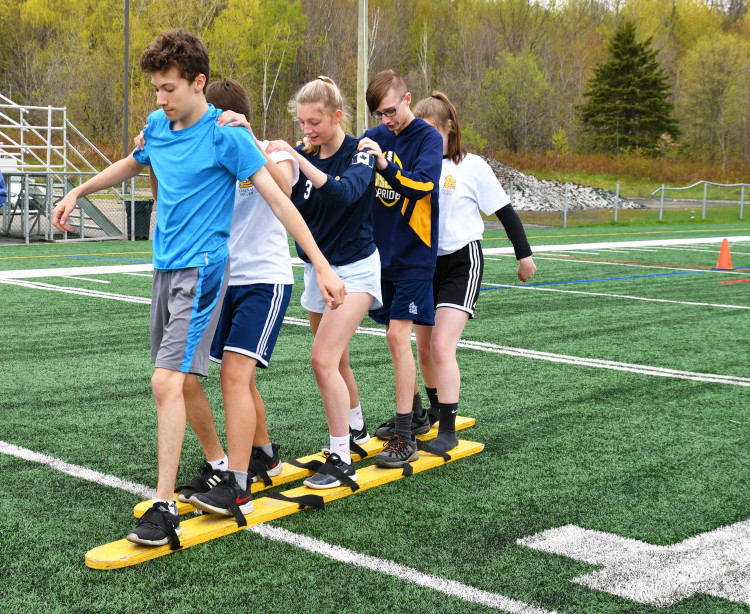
[
  {"xmin": 249, "ymin": 443, "xmax": 283, "ymax": 484},
  {"xmin": 303, "ymin": 452, "xmax": 359, "ymax": 489},
  {"xmin": 322, "ymin": 422, "xmax": 370, "ymax": 453},
  {"xmin": 375, "ymin": 411, "xmax": 431, "ymax": 440},
  {"xmin": 189, "ymin": 471, "xmax": 253, "ymax": 517},
  {"xmin": 127, "ymin": 501, "xmax": 182, "ymax": 549},
  {"xmin": 176, "ymin": 461, "xmax": 225, "ymax": 503}
]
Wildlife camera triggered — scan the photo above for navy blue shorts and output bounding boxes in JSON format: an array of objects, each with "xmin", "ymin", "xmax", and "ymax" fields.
[
  {"xmin": 210, "ymin": 283, "xmax": 292, "ymax": 368},
  {"xmin": 369, "ymin": 278, "xmax": 435, "ymax": 326}
]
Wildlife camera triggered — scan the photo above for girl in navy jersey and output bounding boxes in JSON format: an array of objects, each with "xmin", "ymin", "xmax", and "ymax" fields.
[
  {"xmin": 267, "ymin": 77, "xmax": 381, "ymax": 489},
  {"xmin": 412, "ymin": 92, "xmax": 537, "ymax": 452}
]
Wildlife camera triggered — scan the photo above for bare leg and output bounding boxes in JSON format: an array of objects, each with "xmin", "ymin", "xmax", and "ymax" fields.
[
  {"xmin": 151, "ymin": 367, "xmax": 188, "ymax": 501},
  {"xmin": 309, "ymin": 312, "xmax": 360, "ymax": 413},
  {"xmin": 309, "ymin": 294, "xmax": 374, "ymax": 437},
  {"xmin": 430, "ymin": 307, "xmax": 470, "ymax": 404},
  {"xmin": 385, "ymin": 319, "xmax": 417, "ymax": 416},
  {"xmin": 220, "ymin": 351, "xmax": 259, "ymax": 472},
  {"xmin": 182, "ymin": 374, "xmax": 225, "ymax": 462},
  {"xmin": 251, "ymin": 378, "xmax": 270, "ymax": 446}
]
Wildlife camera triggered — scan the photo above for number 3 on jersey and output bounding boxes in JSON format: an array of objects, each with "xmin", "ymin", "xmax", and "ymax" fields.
[{"xmin": 303, "ymin": 180, "xmax": 312, "ymax": 199}]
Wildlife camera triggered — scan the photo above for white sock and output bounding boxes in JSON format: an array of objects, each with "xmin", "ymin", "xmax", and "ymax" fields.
[
  {"xmin": 329, "ymin": 435, "xmax": 351, "ymax": 465},
  {"xmin": 208, "ymin": 456, "xmax": 228, "ymax": 471},
  {"xmin": 154, "ymin": 498, "xmax": 178, "ymax": 516},
  {"xmin": 349, "ymin": 404, "xmax": 364, "ymax": 430}
]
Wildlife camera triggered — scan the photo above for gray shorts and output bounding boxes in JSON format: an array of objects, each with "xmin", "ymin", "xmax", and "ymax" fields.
[{"xmin": 150, "ymin": 258, "xmax": 229, "ymax": 376}]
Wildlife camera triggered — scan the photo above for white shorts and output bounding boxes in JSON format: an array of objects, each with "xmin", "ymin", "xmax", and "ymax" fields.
[{"xmin": 301, "ymin": 249, "xmax": 383, "ymax": 314}]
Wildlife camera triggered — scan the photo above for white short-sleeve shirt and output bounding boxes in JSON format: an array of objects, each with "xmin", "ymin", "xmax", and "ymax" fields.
[
  {"xmin": 437, "ymin": 153, "xmax": 509, "ymax": 256},
  {"xmin": 227, "ymin": 141, "xmax": 300, "ymax": 285}
]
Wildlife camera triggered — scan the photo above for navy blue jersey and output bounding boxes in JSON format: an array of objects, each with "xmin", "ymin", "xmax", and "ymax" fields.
[
  {"xmin": 291, "ymin": 134, "xmax": 377, "ymax": 266},
  {"xmin": 363, "ymin": 118, "xmax": 442, "ymax": 281}
]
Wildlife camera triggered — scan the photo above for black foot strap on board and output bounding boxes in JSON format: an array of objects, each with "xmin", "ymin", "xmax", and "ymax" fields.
[
  {"xmin": 267, "ymin": 491, "xmax": 325, "ymax": 510},
  {"xmin": 248, "ymin": 459, "xmax": 273, "ymax": 487},
  {"xmin": 416, "ymin": 439, "xmax": 451, "ymax": 462},
  {"xmin": 202, "ymin": 482, "xmax": 248, "ymax": 528},
  {"xmin": 289, "ymin": 456, "xmax": 360, "ymax": 492},
  {"xmin": 135, "ymin": 505, "xmax": 182, "ymax": 550}
]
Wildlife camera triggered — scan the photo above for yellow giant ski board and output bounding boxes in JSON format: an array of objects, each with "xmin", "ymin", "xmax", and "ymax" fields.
[
  {"xmin": 133, "ymin": 415, "xmax": 476, "ymax": 518},
  {"xmin": 86, "ymin": 438, "xmax": 484, "ymax": 569}
]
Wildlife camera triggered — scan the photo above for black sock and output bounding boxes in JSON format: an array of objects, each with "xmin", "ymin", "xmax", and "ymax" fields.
[
  {"xmin": 438, "ymin": 402, "xmax": 458, "ymax": 435},
  {"xmin": 425, "ymin": 387, "xmax": 439, "ymax": 411},
  {"xmin": 412, "ymin": 393, "xmax": 424, "ymax": 415},
  {"xmin": 430, "ymin": 402, "xmax": 459, "ymax": 453},
  {"xmin": 395, "ymin": 411, "xmax": 413, "ymax": 438}
]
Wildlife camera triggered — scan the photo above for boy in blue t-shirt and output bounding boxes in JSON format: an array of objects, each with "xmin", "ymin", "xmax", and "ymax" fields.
[{"xmin": 52, "ymin": 28, "xmax": 345, "ymax": 549}]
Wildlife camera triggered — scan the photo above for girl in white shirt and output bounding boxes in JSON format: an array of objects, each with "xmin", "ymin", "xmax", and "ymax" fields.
[{"xmin": 412, "ymin": 92, "xmax": 536, "ymax": 452}]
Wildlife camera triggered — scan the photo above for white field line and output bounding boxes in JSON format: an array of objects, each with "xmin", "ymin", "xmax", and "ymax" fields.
[
  {"xmin": 60, "ymin": 275, "xmax": 111, "ymax": 284},
  {"xmin": 482, "ymin": 282, "xmax": 750, "ymax": 310},
  {"xmin": 526, "ymin": 256, "xmax": 749, "ymax": 275},
  {"xmin": 0, "ymin": 440, "xmax": 155, "ymax": 498},
  {"xmin": 522, "ymin": 257, "xmax": 711, "ymax": 272},
  {"xmin": 0, "ymin": 278, "xmax": 151, "ymax": 304},
  {"xmin": 0, "ymin": 263, "xmax": 153, "ymax": 279},
  {"xmin": 0, "ymin": 439, "xmax": 554, "ymax": 614},
  {"xmin": 282, "ymin": 317, "xmax": 750, "ymax": 387},
  {"xmin": 484, "ymin": 236, "xmax": 750, "ymax": 256},
  {"xmin": 249, "ymin": 524, "xmax": 556, "ymax": 614},
  {"xmin": 550, "ymin": 250, "xmax": 601, "ymax": 255},
  {"xmin": 122, "ymin": 272, "xmax": 153, "ymax": 277}
]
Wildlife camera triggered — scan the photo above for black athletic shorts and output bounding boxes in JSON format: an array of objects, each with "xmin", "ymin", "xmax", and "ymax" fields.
[{"xmin": 434, "ymin": 240, "xmax": 484, "ymax": 319}]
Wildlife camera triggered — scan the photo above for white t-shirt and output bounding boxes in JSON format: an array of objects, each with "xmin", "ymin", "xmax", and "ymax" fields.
[
  {"xmin": 227, "ymin": 141, "xmax": 300, "ymax": 285},
  {"xmin": 437, "ymin": 153, "xmax": 509, "ymax": 256}
]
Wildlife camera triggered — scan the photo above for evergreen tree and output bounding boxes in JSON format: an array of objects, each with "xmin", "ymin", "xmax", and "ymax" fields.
[{"xmin": 580, "ymin": 21, "xmax": 678, "ymax": 154}]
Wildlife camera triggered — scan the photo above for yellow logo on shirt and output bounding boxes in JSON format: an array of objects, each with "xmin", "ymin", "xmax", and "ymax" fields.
[
  {"xmin": 239, "ymin": 177, "xmax": 254, "ymax": 189},
  {"xmin": 375, "ymin": 151, "xmax": 403, "ymax": 207},
  {"xmin": 443, "ymin": 174, "xmax": 456, "ymax": 190}
]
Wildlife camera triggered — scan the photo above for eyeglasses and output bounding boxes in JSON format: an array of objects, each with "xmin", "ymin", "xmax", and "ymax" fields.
[{"xmin": 370, "ymin": 94, "xmax": 406, "ymax": 120}]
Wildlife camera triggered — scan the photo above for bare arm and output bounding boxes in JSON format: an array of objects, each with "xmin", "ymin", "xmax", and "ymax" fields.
[
  {"xmin": 250, "ymin": 165, "xmax": 346, "ymax": 309},
  {"xmin": 256, "ymin": 138, "xmax": 293, "ymax": 197},
  {"xmin": 53, "ymin": 155, "xmax": 146, "ymax": 232}
]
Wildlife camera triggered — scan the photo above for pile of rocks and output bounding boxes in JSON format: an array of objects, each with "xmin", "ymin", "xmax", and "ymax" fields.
[{"xmin": 483, "ymin": 156, "xmax": 643, "ymax": 211}]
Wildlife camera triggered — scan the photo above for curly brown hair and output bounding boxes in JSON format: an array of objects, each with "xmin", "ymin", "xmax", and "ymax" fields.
[{"xmin": 139, "ymin": 28, "xmax": 209, "ymax": 92}]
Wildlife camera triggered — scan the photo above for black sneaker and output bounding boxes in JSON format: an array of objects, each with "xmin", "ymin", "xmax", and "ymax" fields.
[
  {"xmin": 303, "ymin": 452, "xmax": 359, "ymax": 489},
  {"xmin": 176, "ymin": 461, "xmax": 225, "ymax": 503},
  {"xmin": 374, "ymin": 434, "xmax": 419, "ymax": 468},
  {"xmin": 322, "ymin": 421, "xmax": 370, "ymax": 452},
  {"xmin": 249, "ymin": 443, "xmax": 283, "ymax": 484},
  {"xmin": 127, "ymin": 501, "xmax": 182, "ymax": 549},
  {"xmin": 189, "ymin": 471, "xmax": 253, "ymax": 516},
  {"xmin": 375, "ymin": 411, "xmax": 431, "ymax": 440}
]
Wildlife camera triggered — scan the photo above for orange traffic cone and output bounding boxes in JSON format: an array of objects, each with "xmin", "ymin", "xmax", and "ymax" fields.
[{"xmin": 716, "ymin": 238, "xmax": 733, "ymax": 270}]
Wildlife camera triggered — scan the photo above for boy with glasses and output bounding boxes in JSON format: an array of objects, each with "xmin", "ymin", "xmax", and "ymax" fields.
[{"xmin": 358, "ymin": 69, "xmax": 443, "ymax": 468}]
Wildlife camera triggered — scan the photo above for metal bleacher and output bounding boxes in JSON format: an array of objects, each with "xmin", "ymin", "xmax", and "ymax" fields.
[{"xmin": 0, "ymin": 93, "xmax": 135, "ymax": 243}]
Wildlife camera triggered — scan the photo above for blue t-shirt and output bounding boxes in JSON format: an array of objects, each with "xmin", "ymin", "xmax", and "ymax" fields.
[
  {"xmin": 290, "ymin": 134, "xmax": 377, "ymax": 266},
  {"xmin": 133, "ymin": 105, "xmax": 266, "ymax": 270}
]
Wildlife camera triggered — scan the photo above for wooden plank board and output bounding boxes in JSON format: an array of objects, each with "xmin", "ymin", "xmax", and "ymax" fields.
[
  {"xmin": 86, "ymin": 438, "xmax": 484, "ymax": 569},
  {"xmin": 133, "ymin": 415, "xmax": 476, "ymax": 518}
]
